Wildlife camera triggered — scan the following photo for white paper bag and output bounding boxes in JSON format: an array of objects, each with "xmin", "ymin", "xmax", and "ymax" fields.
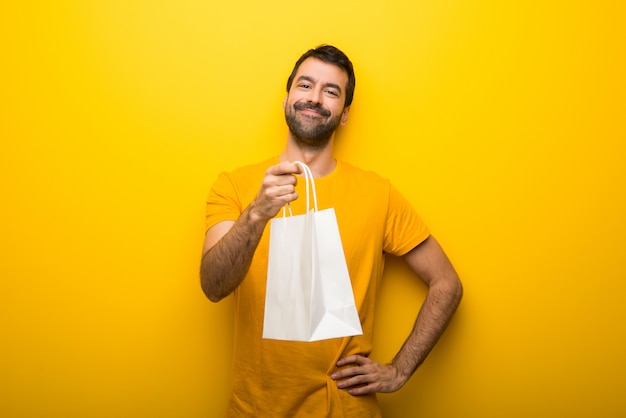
[{"xmin": 262, "ymin": 161, "xmax": 363, "ymax": 342}]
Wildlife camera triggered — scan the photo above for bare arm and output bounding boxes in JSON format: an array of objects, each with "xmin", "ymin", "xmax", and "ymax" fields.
[
  {"xmin": 332, "ymin": 235, "xmax": 463, "ymax": 395},
  {"xmin": 391, "ymin": 235, "xmax": 463, "ymax": 378},
  {"xmin": 200, "ymin": 162, "xmax": 302, "ymax": 302}
]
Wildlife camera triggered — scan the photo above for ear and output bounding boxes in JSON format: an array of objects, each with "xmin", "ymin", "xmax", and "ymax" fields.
[
  {"xmin": 282, "ymin": 95, "xmax": 288, "ymax": 112},
  {"xmin": 340, "ymin": 106, "xmax": 350, "ymax": 126}
]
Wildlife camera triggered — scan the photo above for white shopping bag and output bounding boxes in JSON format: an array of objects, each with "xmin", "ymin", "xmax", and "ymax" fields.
[{"xmin": 262, "ymin": 161, "xmax": 363, "ymax": 342}]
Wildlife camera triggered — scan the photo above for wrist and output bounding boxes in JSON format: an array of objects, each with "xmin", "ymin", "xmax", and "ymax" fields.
[
  {"xmin": 390, "ymin": 358, "xmax": 417, "ymax": 384},
  {"xmin": 245, "ymin": 200, "xmax": 272, "ymax": 228}
]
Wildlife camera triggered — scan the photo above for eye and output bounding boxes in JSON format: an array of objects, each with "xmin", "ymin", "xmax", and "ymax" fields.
[
  {"xmin": 298, "ymin": 83, "xmax": 311, "ymax": 89},
  {"xmin": 325, "ymin": 89, "xmax": 339, "ymax": 97}
]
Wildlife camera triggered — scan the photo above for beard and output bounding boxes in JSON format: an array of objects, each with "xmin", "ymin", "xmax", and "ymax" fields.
[{"xmin": 284, "ymin": 101, "xmax": 342, "ymax": 150}]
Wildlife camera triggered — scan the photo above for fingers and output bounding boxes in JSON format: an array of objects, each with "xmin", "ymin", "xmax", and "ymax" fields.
[
  {"xmin": 266, "ymin": 161, "xmax": 303, "ymax": 176},
  {"xmin": 331, "ymin": 355, "xmax": 403, "ymax": 396},
  {"xmin": 262, "ymin": 162, "xmax": 300, "ymax": 202},
  {"xmin": 331, "ymin": 355, "xmax": 373, "ymax": 382},
  {"xmin": 336, "ymin": 355, "xmax": 370, "ymax": 368},
  {"xmin": 332, "ymin": 363, "xmax": 380, "ymax": 396},
  {"xmin": 334, "ymin": 369, "xmax": 375, "ymax": 391},
  {"xmin": 250, "ymin": 162, "xmax": 302, "ymax": 221}
]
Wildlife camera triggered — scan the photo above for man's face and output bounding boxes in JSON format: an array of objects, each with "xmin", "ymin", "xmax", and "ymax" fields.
[{"xmin": 284, "ymin": 58, "xmax": 350, "ymax": 149}]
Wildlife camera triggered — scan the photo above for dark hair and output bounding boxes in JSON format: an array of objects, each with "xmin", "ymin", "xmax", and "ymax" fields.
[{"xmin": 286, "ymin": 45, "xmax": 356, "ymax": 107}]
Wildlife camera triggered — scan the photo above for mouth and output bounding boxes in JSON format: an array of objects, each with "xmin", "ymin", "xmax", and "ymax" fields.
[
  {"xmin": 300, "ymin": 108, "xmax": 324, "ymax": 118},
  {"xmin": 294, "ymin": 102, "xmax": 331, "ymax": 118}
]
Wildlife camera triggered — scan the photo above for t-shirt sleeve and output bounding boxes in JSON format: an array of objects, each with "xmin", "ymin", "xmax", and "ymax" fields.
[
  {"xmin": 383, "ymin": 184, "xmax": 430, "ymax": 256},
  {"xmin": 205, "ymin": 172, "xmax": 243, "ymax": 233}
]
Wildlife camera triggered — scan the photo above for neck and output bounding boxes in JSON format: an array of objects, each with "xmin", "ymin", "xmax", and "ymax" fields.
[{"xmin": 279, "ymin": 135, "xmax": 336, "ymax": 178}]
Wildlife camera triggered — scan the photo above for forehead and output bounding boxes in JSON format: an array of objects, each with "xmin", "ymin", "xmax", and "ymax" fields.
[{"xmin": 293, "ymin": 57, "xmax": 349, "ymax": 88}]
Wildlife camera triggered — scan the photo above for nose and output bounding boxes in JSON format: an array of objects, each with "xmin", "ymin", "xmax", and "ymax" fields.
[{"xmin": 305, "ymin": 87, "xmax": 323, "ymax": 104}]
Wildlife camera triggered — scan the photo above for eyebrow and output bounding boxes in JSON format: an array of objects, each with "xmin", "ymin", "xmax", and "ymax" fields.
[{"xmin": 296, "ymin": 75, "xmax": 343, "ymax": 95}]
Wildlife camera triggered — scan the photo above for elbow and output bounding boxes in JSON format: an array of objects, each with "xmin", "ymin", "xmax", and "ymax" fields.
[
  {"xmin": 451, "ymin": 276, "xmax": 463, "ymax": 306},
  {"xmin": 200, "ymin": 278, "xmax": 226, "ymax": 303},
  {"xmin": 202, "ymin": 284, "xmax": 225, "ymax": 303},
  {"xmin": 435, "ymin": 274, "xmax": 463, "ymax": 307},
  {"xmin": 207, "ymin": 293, "xmax": 223, "ymax": 303},
  {"xmin": 200, "ymin": 255, "xmax": 225, "ymax": 303},
  {"xmin": 200, "ymin": 272, "xmax": 225, "ymax": 303}
]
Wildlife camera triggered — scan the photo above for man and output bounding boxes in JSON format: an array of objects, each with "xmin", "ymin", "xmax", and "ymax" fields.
[{"xmin": 201, "ymin": 45, "xmax": 463, "ymax": 417}]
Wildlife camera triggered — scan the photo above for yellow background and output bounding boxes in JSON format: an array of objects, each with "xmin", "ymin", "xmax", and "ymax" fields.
[{"xmin": 2, "ymin": 1, "xmax": 625, "ymax": 417}]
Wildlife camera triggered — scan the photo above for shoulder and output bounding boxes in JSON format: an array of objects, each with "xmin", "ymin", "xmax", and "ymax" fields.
[
  {"xmin": 335, "ymin": 160, "xmax": 393, "ymax": 194},
  {"xmin": 337, "ymin": 160, "xmax": 390, "ymax": 183},
  {"xmin": 334, "ymin": 160, "xmax": 418, "ymax": 216}
]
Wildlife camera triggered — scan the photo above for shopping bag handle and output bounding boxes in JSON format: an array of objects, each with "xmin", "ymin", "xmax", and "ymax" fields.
[
  {"xmin": 294, "ymin": 161, "xmax": 318, "ymax": 213},
  {"xmin": 281, "ymin": 161, "xmax": 318, "ymax": 217}
]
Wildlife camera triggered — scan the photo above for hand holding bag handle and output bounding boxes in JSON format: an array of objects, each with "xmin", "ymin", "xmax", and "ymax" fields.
[{"xmin": 282, "ymin": 161, "xmax": 318, "ymax": 217}]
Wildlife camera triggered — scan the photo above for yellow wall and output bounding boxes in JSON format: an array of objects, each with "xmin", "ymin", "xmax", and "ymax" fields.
[{"xmin": 2, "ymin": 1, "xmax": 625, "ymax": 417}]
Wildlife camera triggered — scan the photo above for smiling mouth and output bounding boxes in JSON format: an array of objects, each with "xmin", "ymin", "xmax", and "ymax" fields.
[
  {"xmin": 300, "ymin": 108, "xmax": 324, "ymax": 117},
  {"xmin": 294, "ymin": 102, "xmax": 331, "ymax": 118}
]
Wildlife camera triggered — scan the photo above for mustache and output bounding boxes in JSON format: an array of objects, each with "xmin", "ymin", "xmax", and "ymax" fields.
[{"xmin": 293, "ymin": 102, "xmax": 331, "ymax": 117}]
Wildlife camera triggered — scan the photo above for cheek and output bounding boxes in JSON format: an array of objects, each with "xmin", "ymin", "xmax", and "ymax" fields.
[{"xmin": 285, "ymin": 97, "xmax": 299, "ymax": 111}]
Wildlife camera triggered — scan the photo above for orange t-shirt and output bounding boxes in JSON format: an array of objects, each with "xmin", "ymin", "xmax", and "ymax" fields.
[{"xmin": 206, "ymin": 157, "xmax": 430, "ymax": 417}]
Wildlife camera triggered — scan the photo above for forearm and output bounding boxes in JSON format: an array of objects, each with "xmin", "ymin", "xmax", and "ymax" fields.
[
  {"xmin": 200, "ymin": 161, "xmax": 302, "ymax": 302},
  {"xmin": 200, "ymin": 205, "xmax": 267, "ymax": 302},
  {"xmin": 331, "ymin": 277, "xmax": 462, "ymax": 395},
  {"xmin": 392, "ymin": 277, "xmax": 463, "ymax": 380}
]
